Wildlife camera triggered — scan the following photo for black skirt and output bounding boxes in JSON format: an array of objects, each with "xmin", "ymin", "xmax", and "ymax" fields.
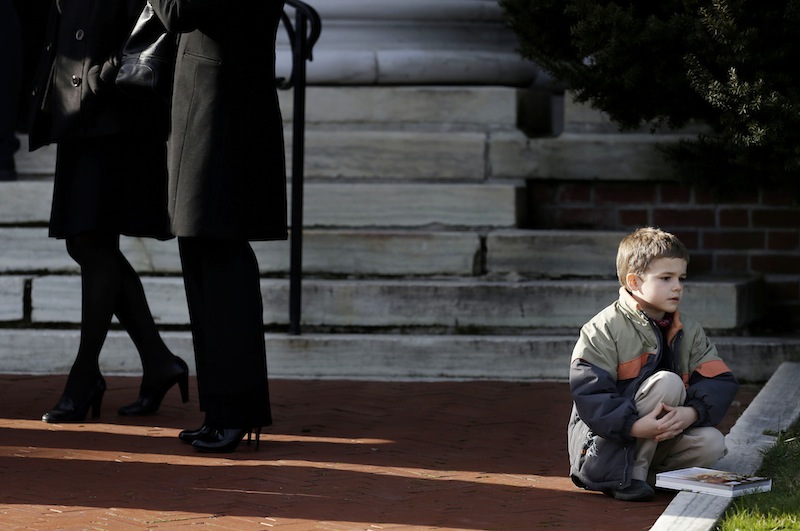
[{"xmin": 49, "ymin": 134, "xmax": 172, "ymax": 240}]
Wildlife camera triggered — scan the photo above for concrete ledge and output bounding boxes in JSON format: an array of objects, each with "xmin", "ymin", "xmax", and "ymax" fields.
[
  {"xmin": 12, "ymin": 136, "xmax": 56, "ymax": 177},
  {"xmin": 294, "ymin": 130, "xmax": 488, "ymax": 180},
  {"xmin": 285, "ymin": 230, "xmax": 481, "ymax": 276},
  {"xmin": 268, "ymin": 333, "xmax": 571, "ymax": 380},
  {"xmin": 298, "ymin": 0, "xmax": 507, "ymax": 21},
  {"xmin": 490, "ymin": 131, "xmax": 687, "ymax": 181},
  {"xmin": 274, "ymin": 0, "xmax": 538, "ymax": 86},
  {"xmin": 0, "ymin": 330, "xmax": 798, "ymax": 382},
  {"xmin": 714, "ymin": 337, "xmax": 800, "ymax": 382},
  {"xmin": 0, "ymin": 277, "xmax": 25, "ymax": 321},
  {"xmin": 279, "ymin": 86, "xmax": 520, "ymax": 126},
  {"xmin": 0, "ymin": 330, "xmax": 570, "ymax": 380},
  {"xmin": 486, "ymin": 229, "xmax": 624, "ymax": 278},
  {"xmin": 0, "ymin": 228, "xmax": 78, "ymax": 273},
  {"xmin": 0, "ymin": 181, "xmax": 53, "ymax": 224},
  {"xmin": 651, "ymin": 362, "xmax": 800, "ymax": 530},
  {"xmin": 0, "ymin": 228, "xmax": 481, "ymax": 277},
  {"xmin": 716, "ymin": 364, "xmax": 800, "ymax": 473},
  {"xmin": 279, "ymin": 49, "xmax": 537, "ymax": 86},
  {"xmin": 26, "ymin": 277, "xmax": 761, "ymax": 331},
  {"xmin": 302, "ymin": 183, "xmax": 524, "ymax": 228},
  {"xmin": 0, "ymin": 181, "xmax": 524, "ymax": 228}
]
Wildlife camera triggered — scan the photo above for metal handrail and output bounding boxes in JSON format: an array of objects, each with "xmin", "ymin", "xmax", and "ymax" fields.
[
  {"xmin": 278, "ymin": 0, "xmax": 322, "ymax": 91},
  {"xmin": 277, "ymin": 0, "xmax": 321, "ymax": 335}
]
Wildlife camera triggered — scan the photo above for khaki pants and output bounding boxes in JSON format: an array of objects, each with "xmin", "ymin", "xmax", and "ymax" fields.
[{"xmin": 632, "ymin": 370, "xmax": 727, "ymax": 484}]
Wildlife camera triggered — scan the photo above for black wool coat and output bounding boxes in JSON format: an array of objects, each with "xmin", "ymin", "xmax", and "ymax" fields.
[
  {"xmin": 150, "ymin": 0, "xmax": 288, "ymax": 241},
  {"xmin": 28, "ymin": 0, "xmax": 167, "ymax": 149}
]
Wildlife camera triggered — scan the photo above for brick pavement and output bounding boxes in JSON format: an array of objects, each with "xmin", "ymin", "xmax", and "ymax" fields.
[{"xmin": 0, "ymin": 375, "xmax": 757, "ymax": 530}]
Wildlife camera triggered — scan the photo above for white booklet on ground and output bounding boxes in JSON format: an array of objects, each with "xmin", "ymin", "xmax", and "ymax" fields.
[{"xmin": 655, "ymin": 467, "xmax": 772, "ymax": 498}]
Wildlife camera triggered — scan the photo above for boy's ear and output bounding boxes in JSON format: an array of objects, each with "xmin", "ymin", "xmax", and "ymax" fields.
[{"xmin": 626, "ymin": 272, "xmax": 640, "ymax": 291}]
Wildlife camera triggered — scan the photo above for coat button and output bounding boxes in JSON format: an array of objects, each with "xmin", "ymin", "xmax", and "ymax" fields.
[
  {"xmin": 75, "ymin": 29, "xmax": 84, "ymax": 40},
  {"xmin": 71, "ymin": 75, "xmax": 81, "ymax": 87}
]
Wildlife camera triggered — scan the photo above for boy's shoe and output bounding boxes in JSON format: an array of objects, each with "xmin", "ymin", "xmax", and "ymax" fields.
[{"xmin": 608, "ymin": 479, "xmax": 655, "ymax": 502}]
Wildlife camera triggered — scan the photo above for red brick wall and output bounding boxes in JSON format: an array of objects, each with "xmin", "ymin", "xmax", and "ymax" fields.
[{"xmin": 529, "ymin": 181, "xmax": 800, "ymax": 332}]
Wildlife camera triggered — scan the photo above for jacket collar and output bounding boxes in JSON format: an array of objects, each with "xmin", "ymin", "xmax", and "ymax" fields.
[{"xmin": 617, "ymin": 287, "xmax": 683, "ymax": 340}]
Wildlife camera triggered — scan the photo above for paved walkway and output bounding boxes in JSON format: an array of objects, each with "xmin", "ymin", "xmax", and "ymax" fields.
[{"xmin": 0, "ymin": 375, "xmax": 757, "ymax": 530}]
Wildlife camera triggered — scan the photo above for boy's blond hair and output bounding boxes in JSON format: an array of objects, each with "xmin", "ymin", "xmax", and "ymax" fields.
[{"xmin": 616, "ymin": 227, "xmax": 690, "ymax": 287}]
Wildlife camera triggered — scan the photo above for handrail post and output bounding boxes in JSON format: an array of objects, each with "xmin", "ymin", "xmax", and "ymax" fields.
[
  {"xmin": 287, "ymin": 10, "xmax": 307, "ymax": 335},
  {"xmin": 279, "ymin": 0, "xmax": 321, "ymax": 336}
]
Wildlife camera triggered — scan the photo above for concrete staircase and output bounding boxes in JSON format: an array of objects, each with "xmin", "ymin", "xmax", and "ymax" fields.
[{"xmin": 2, "ymin": 86, "xmax": 797, "ymax": 382}]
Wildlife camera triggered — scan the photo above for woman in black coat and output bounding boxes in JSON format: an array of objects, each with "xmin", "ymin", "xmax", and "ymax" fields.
[
  {"xmin": 150, "ymin": 0, "xmax": 288, "ymax": 453},
  {"xmin": 29, "ymin": 0, "xmax": 189, "ymax": 422},
  {"xmin": 0, "ymin": 0, "xmax": 21, "ymax": 180}
]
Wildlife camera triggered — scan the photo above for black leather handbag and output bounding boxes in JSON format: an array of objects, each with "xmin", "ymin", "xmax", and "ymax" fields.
[{"xmin": 115, "ymin": 1, "xmax": 176, "ymax": 100}]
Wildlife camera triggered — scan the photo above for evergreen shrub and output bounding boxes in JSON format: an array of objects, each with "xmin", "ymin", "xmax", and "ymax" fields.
[{"xmin": 500, "ymin": 0, "xmax": 800, "ymax": 195}]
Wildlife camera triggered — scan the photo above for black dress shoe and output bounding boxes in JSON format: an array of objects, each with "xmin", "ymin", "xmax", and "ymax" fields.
[
  {"xmin": 192, "ymin": 428, "xmax": 261, "ymax": 453},
  {"xmin": 609, "ymin": 479, "xmax": 655, "ymax": 501},
  {"xmin": 118, "ymin": 356, "xmax": 189, "ymax": 416},
  {"xmin": 179, "ymin": 425, "xmax": 215, "ymax": 444},
  {"xmin": 42, "ymin": 377, "xmax": 106, "ymax": 423}
]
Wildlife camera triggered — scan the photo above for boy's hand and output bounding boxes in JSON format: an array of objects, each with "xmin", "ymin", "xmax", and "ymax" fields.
[
  {"xmin": 629, "ymin": 403, "xmax": 667, "ymax": 440},
  {"xmin": 630, "ymin": 402, "xmax": 699, "ymax": 442},
  {"xmin": 653, "ymin": 403, "xmax": 698, "ymax": 442}
]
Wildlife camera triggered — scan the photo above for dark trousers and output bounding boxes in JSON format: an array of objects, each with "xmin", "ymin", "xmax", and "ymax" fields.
[{"xmin": 178, "ymin": 237, "xmax": 272, "ymax": 428}]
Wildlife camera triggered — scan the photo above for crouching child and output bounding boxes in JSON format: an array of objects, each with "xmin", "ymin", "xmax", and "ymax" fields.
[{"xmin": 567, "ymin": 227, "xmax": 739, "ymax": 501}]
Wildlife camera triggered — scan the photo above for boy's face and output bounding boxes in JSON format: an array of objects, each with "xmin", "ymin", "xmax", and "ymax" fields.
[{"xmin": 626, "ymin": 257, "xmax": 687, "ymax": 320}]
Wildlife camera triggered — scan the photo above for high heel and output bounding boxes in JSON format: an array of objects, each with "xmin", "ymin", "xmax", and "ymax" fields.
[
  {"xmin": 118, "ymin": 356, "xmax": 189, "ymax": 416},
  {"xmin": 178, "ymin": 424, "xmax": 215, "ymax": 444},
  {"xmin": 42, "ymin": 376, "xmax": 106, "ymax": 423},
  {"xmin": 191, "ymin": 427, "xmax": 261, "ymax": 453}
]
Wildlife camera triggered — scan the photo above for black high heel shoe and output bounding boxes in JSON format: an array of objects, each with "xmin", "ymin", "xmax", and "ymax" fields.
[
  {"xmin": 179, "ymin": 424, "xmax": 215, "ymax": 445},
  {"xmin": 118, "ymin": 356, "xmax": 189, "ymax": 416},
  {"xmin": 42, "ymin": 376, "xmax": 106, "ymax": 423},
  {"xmin": 191, "ymin": 427, "xmax": 261, "ymax": 453}
]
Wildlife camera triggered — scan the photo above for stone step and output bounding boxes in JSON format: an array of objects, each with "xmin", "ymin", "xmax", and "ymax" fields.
[
  {"xmin": 1, "ymin": 228, "xmax": 629, "ymax": 278},
  {"xmin": 289, "ymin": 128, "xmax": 681, "ymax": 181},
  {"xmin": 16, "ymin": 126, "xmax": 496, "ymax": 181},
  {"xmin": 12, "ymin": 136, "xmax": 56, "ymax": 178},
  {"xmin": 0, "ymin": 227, "xmax": 482, "ymax": 277},
  {"xmin": 9, "ymin": 276, "xmax": 762, "ymax": 333},
  {"xmin": 0, "ymin": 329, "xmax": 795, "ymax": 382},
  {"xmin": 275, "ymin": 1, "xmax": 538, "ymax": 86},
  {"xmin": 290, "ymin": 128, "xmax": 490, "ymax": 180},
  {"xmin": 490, "ymin": 130, "xmax": 683, "ymax": 181},
  {"xmin": 14, "ymin": 126, "xmax": 678, "ymax": 183},
  {"xmin": 486, "ymin": 229, "xmax": 624, "ymax": 278},
  {"xmin": 0, "ymin": 181, "xmax": 524, "ymax": 228},
  {"xmin": 278, "ymin": 86, "xmax": 522, "ymax": 126},
  {"xmin": 18, "ymin": 83, "xmax": 525, "ymax": 182}
]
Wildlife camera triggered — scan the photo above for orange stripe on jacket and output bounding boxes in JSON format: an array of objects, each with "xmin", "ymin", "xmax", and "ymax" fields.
[
  {"xmin": 692, "ymin": 359, "xmax": 733, "ymax": 379},
  {"xmin": 617, "ymin": 353, "xmax": 652, "ymax": 380}
]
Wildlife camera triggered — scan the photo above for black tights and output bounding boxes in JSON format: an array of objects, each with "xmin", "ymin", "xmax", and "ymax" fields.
[{"xmin": 63, "ymin": 231, "xmax": 174, "ymax": 398}]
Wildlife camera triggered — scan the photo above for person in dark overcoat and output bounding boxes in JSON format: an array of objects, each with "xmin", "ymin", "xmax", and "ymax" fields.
[
  {"xmin": 29, "ymin": 0, "xmax": 189, "ymax": 423},
  {"xmin": 11, "ymin": 0, "xmax": 50, "ymax": 133},
  {"xmin": 150, "ymin": 0, "xmax": 288, "ymax": 452},
  {"xmin": 0, "ymin": 0, "xmax": 21, "ymax": 180}
]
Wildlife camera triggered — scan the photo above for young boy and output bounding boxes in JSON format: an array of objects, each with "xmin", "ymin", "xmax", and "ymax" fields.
[{"xmin": 567, "ymin": 227, "xmax": 739, "ymax": 501}]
